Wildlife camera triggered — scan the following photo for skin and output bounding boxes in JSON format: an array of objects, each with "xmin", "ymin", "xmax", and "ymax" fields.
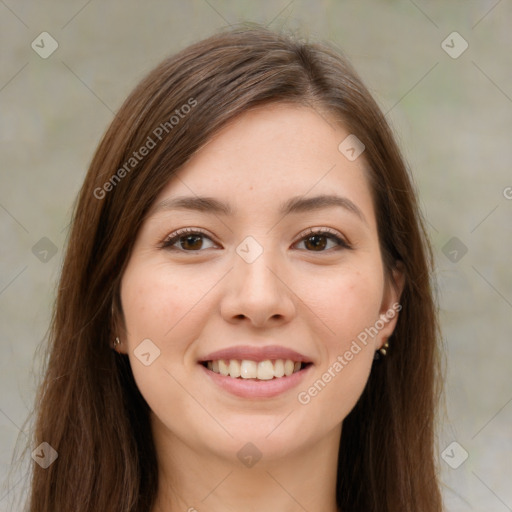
[{"xmin": 118, "ymin": 104, "xmax": 404, "ymax": 512}]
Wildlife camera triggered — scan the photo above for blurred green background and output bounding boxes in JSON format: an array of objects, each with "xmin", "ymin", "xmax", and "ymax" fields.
[{"xmin": 1, "ymin": 1, "xmax": 511, "ymax": 510}]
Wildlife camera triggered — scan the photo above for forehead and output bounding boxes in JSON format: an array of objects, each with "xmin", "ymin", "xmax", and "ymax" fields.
[{"xmin": 152, "ymin": 104, "xmax": 376, "ymax": 226}]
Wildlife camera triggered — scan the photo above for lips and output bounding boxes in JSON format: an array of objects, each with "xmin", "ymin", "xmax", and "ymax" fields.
[{"xmin": 198, "ymin": 345, "xmax": 313, "ymax": 364}]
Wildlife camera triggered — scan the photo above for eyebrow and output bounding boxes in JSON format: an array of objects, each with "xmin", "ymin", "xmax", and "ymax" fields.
[{"xmin": 149, "ymin": 194, "xmax": 367, "ymax": 224}]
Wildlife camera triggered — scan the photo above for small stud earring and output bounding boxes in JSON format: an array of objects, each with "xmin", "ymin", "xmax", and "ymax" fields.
[
  {"xmin": 113, "ymin": 337, "xmax": 121, "ymax": 351},
  {"xmin": 374, "ymin": 341, "xmax": 389, "ymax": 360}
]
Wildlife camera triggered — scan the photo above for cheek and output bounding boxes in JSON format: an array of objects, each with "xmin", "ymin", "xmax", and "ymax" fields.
[
  {"xmin": 119, "ymin": 263, "xmax": 191, "ymax": 401},
  {"xmin": 119, "ymin": 262, "xmax": 205, "ymax": 429},
  {"xmin": 294, "ymin": 267, "xmax": 383, "ymax": 423},
  {"xmin": 120, "ymin": 261, "xmax": 208, "ymax": 344},
  {"xmin": 304, "ymin": 265, "xmax": 384, "ymax": 346}
]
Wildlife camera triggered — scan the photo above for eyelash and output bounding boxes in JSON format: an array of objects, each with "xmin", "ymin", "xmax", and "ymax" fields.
[{"xmin": 160, "ymin": 227, "xmax": 352, "ymax": 253}]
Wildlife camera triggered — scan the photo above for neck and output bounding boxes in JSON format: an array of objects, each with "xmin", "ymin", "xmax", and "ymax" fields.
[{"xmin": 150, "ymin": 415, "xmax": 341, "ymax": 512}]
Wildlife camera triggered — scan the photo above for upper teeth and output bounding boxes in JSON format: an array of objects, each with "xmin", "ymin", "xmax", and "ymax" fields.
[{"xmin": 206, "ymin": 359, "xmax": 302, "ymax": 380}]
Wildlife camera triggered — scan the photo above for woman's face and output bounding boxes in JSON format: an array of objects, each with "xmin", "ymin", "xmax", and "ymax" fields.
[{"xmin": 119, "ymin": 104, "xmax": 403, "ymax": 463}]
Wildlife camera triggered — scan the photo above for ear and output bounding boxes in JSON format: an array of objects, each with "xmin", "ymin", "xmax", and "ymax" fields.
[{"xmin": 377, "ymin": 261, "xmax": 405, "ymax": 348}]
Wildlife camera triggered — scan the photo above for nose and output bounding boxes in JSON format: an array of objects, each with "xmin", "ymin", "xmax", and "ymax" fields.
[{"xmin": 220, "ymin": 247, "xmax": 296, "ymax": 328}]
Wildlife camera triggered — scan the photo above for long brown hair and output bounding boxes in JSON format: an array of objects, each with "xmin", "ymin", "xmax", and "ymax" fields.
[{"xmin": 24, "ymin": 24, "xmax": 443, "ymax": 511}]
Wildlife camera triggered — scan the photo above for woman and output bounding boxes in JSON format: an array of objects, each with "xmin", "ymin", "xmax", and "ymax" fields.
[{"xmin": 27, "ymin": 25, "xmax": 443, "ymax": 511}]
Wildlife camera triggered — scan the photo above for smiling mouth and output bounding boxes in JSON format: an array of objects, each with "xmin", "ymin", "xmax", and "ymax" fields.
[{"xmin": 201, "ymin": 359, "xmax": 312, "ymax": 380}]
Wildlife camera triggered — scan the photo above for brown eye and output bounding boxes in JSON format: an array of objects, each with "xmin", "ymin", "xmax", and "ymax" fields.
[
  {"xmin": 295, "ymin": 229, "xmax": 351, "ymax": 252},
  {"xmin": 162, "ymin": 229, "xmax": 216, "ymax": 251},
  {"xmin": 303, "ymin": 234, "xmax": 328, "ymax": 251},
  {"xmin": 179, "ymin": 234, "xmax": 204, "ymax": 250}
]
